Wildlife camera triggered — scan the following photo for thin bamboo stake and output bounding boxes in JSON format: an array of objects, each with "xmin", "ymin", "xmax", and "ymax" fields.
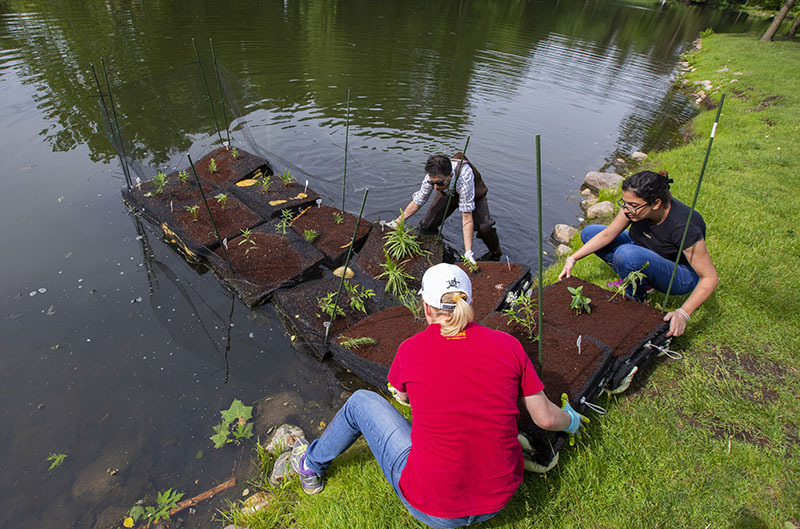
[
  {"xmin": 99, "ymin": 59, "xmax": 133, "ymax": 191},
  {"xmin": 663, "ymin": 93, "xmax": 725, "ymax": 309},
  {"xmin": 91, "ymin": 63, "xmax": 131, "ymax": 191},
  {"xmin": 535, "ymin": 135, "xmax": 543, "ymax": 368},
  {"xmin": 342, "ymin": 88, "xmax": 351, "ymax": 212},
  {"xmin": 192, "ymin": 38, "xmax": 224, "ymax": 146},
  {"xmin": 210, "ymin": 38, "xmax": 231, "ymax": 145},
  {"xmin": 324, "ymin": 188, "xmax": 369, "ymax": 345},
  {"xmin": 188, "ymin": 155, "xmax": 233, "ymax": 272},
  {"xmin": 436, "ymin": 136, "xmax": 471, "ymax": 242}
]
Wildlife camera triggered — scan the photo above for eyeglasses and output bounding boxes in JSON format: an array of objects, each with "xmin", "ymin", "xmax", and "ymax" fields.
[
  {"xmin": 430, "ymin": 179, "xmax": 449, "ymax": 188},
  {"xmin": 617, "ymin": 199, "xmax": 650, "ymax": 213}
]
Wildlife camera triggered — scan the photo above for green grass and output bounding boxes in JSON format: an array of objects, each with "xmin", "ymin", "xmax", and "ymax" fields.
[{"xmin": 224, "ymin": 34, "xmax": 800, "ymax": 529}]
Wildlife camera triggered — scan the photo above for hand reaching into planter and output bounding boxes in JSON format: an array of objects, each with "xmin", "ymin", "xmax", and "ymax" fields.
[
  {"xmin": 561, "ymin": 394, "xmax": 589, "ymax": 446},
  {"xmin": 663, "ymin": 308, "xmax": 690, "ymax": 337},
  {"xmin": 380, "ymin": 219, "xmax": 398, "ymax": 230},
  {"xmin": 463, "ymin": 250, "xmax": 476, "ymax": 265}
]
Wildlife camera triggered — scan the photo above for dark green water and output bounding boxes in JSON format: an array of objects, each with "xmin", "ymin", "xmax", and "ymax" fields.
[{"xmin": 0, "ymin": 1, "xmax": 766, "ymax": 527}]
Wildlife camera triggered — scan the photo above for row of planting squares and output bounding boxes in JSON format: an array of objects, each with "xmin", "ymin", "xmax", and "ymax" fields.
[{"xmin": 123, "ymin": 147, "xmax": 669, "ymax": 467}]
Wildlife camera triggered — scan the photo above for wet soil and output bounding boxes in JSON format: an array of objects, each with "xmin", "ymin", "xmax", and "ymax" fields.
[
  {"xmin": 171, "ymin": 194, "xmax": 264, "ymax": 248},
  {"xmin": 456, "ymin": 261, "xmax": 529, "ymax": 321},
  {"xmin": 355, "ymin": 228, "xmax": 444, "ymax": 291},
  {"xmin": 216, "ymin": 232, "xmax": 302, "ymax": 284},
  {"xmin": 336, "ymin": 305, "xmax": 427, "ymax": 367},
  {"xmin": 290, "ymin": 205, "xmax": 372, "ymax": 267},
  {"xmin": 230, "ymin": 179, "xmax": 320, "ymax": 219},
  {"xmin": 190, "ymin": 146, "xmax": 270, "ymax": 189}
]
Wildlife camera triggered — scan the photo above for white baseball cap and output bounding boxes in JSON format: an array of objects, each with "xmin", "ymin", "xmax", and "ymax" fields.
[{"xmin": 419, "ymin": 263, "xmax": 472, "ymax": 310}]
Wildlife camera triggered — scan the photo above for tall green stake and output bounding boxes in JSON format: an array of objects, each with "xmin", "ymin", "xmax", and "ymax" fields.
[
  {"xmin": 99, "ymin": 59, "xmax": 133, "ymax": 191},
  {"xmin": 663, "ymin": 93, "xmax": 725, "ymax": 309},
  {"xmin": 342, "ymin": 89, "xmax": 351, "ymax": 212},
  {"xmin": 535, "ymin": 135, "xmax": 543, "ymax": 368},
  {"xmin": 437, "ymin": 136, "xmax": 471, "ymax": 242},
  {"xmin": 210, "ymin": 38, "xmax": 231, "ymax": 146},
  {"xmin": 325, "ymin": 188, "xmax": 369, "ymax": 345},
  {"xmin": 91, "ymin": 63, "xmax": 132, "ymax": 191},
  {"xmin": 192, "ymin": 38, "xmax": 224, "ymax": 146},
  {"xmin": 188, "ymin": 155, "xmax": 233, "ymax": 272}
]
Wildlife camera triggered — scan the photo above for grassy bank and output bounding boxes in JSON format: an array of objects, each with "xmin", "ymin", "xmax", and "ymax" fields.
[{"xmin": 224, "ymin": 33, "xmax": 800, "ymax": 529}]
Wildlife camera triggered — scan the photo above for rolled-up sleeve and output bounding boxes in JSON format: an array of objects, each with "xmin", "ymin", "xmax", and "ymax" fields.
[
  {"xmin": 411, "ymin": 176, "xmax": 434, "ymax": 206},
  {"xmin": 455, "ymin": 163, "xmax": 475, "ymax": 212}
]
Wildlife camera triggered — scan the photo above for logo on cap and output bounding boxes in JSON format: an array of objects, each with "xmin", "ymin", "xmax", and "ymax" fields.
[{"xmin": 446, "ymin": 277, "xmax": 460, "ymax": 288}]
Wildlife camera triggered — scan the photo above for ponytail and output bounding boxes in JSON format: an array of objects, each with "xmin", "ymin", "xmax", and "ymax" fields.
[{"xmin": 436, "ymin": 292, "xmax": 474, "ymax": 337}]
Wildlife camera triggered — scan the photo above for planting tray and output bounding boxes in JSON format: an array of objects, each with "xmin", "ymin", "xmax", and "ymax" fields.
[
  {"xmin": 206, "ymin": 221, "xmax": 325, "ymax": 307},
  {"xmin": 355, "ymin": 228, "xmax": 445, "ymax": 293},
  {"xmin": 189, "ymin": 146, "xmax": 272, "ymax": 190},
  {"xmin": 328, "ymin": 305, "xmax": 427, "ymax": 390},
  {"xmin": 272, "ymin": 269, "xmax": 395, "ymax": 360},
  {"xmin": 538, "ymin": 276, "xmax": 669, "ymax": 392},
  {"xmin": 455, "ymin": 261, "xmax": 531, "ymax": 321},
  {"xmin": 290, "ymin": 205, "xmax": 373, "ymax": 268},
  {"xmin": 229, "ymin": 174, "xmax": 320, "ymax": 220}
]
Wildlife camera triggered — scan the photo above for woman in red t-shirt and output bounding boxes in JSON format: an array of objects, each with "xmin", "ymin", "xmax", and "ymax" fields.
[{"xmin": 272, "ymin": 263, "xmax": 585, "ymax": 528}]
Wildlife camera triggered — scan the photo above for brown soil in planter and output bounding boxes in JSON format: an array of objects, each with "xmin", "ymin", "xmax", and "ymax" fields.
[
  {"xmin": 171, "ymin": 194, "xmax": 264, "ymax": 248},
  {"xmin": 216, "ymin": 233, "xmax": 302, "ymax": 284},
  {"xmin": 480, "ymin": 313, "xmax": 611, "ymax": 405},
  {"xmin": 356, "ymin": 229, "xmax": 443, "ymax": 291},
  {"xmin": 133, "ymin": 175, "xmax": 217, "ymax": 204},
  {"xmin": 190, "ymin": 147, "xmax": 269, "ymax": 189},
  {"xmin": 539, "ymin": 276, "xmax": 666, "ymax": 360},
  {"xmin": 456, "ymin": 261, "xmax": 528, "ymax": 321},
  {"xmin": 230, "ymin": 179, "xmax": 320, "ymax": 220},
  {"xmin": 290, "ymin": 205, "xmax": 372, "ymax": 266},
  {"xmin": 336, "ymin": 305, "xmax": 427, "ymax": 367}
]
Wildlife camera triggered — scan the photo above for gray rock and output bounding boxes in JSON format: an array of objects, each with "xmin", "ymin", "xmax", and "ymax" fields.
[
  {"xmin": 587, "ymin": 201, "xmax": 615, "ymax": 219},
  {"xmin": 631, "ymin": 151, "xmax": 648, "ymax": 162},
  {"xmin": 71, "ymin": 449, "xmax": 130, "ymax": 501},
  {"xmin": 552, "ymin": 224, "xmax": 578, "ymax": 245},
  {"xmin": 581, "ymin": 197, "xmax": 598, "ymax": 210},
  {"xmin": 555, "ymin": 244, "xmax": 572, "ymax": 257},
  {"xmin": 265, "ymin": 423, "xmax": 306, "ymax": 454},
  {"xmin": 583, "ymin": 171, "xmax": 623, "ymax": 193},
  {"xmin": 254, "ymin": 391, "xmax": 305, "ymax": 436},
  {"xmin": 580, "ymin": 188, "xmax": 595, "ymax": 198}
]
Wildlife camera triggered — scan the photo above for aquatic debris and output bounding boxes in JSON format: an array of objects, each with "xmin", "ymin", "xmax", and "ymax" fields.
[{"xmin": 333, "ymin": 266, "xmax": 355, "ymax": 278}]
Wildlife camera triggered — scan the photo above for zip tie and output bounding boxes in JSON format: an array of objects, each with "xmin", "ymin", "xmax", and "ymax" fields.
[
  {"xmin": 646, "ymin": 340, "xmax": 682, "ymax": 360},
  {"xmin": 579, "ymin": 396, "xmax": 607, "ymax": 415}
]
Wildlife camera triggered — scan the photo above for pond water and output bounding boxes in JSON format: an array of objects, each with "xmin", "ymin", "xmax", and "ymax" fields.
[{"xmin": 0, "ymin": 1, "xmax": 766, "ymax": 527}]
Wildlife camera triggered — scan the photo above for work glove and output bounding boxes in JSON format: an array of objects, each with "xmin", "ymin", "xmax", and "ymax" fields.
[
  {"xmin": 463, "ymin": 250, "xmax": 476, "ymax": 265},
  {"xmin": 387, "ymin": 383, "xmax": 410, "ymax": 407},
  {"xmin": 561, "ymin": 393, "xmax": 589, "ymax": 446},
  {"xmin": 379, "ymin": 219, "xmax": 398, "ymax": 230}
]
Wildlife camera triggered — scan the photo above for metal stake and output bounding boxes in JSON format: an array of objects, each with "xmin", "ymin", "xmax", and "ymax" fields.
[
  {"xmin": 342, "ymin": 88, "xmax": 351, "ymax": 212},
  {"xmin": 99, "ymin": 59, "xmax": 133, "ymax": 190},
  {"xmin": 192, "ymin": 38, "xmax": 224, "ymax": 146},
  {"xmin": 91, "ymin": 63, "xmax": 131, "ymax": 191},
  {"xmin": 188, "ymin": 155, "xmax": 233, "ymax": 272},
  {"xmin": 536, "ymin": 135, "xmax": 543, "ymax": 368},
  {"xmin": 210, "ymin": 38, "xmax": 231, "ymax": 146}
]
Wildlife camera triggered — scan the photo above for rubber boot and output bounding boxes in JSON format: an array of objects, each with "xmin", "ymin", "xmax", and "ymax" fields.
[{"xmin": 478, "ymin": 228, "xmax": 502, "ymax": 261}]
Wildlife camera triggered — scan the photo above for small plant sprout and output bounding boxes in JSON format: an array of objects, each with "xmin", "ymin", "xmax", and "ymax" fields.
[
  {"xmin": 177, "ymin": 169, "xmax": 189, "ymax": 184},
  {"xmin": 46, "ymin": 452, "xmax": 67, "ymax": 471},
  {"xmin": 152, "ymin": 170, "xmax": 168, "ymax": 195},
  {"xmin": 208, "ymin": 157, "xmax": 218, "ymax": 173},
  {"xmin": 376, "ymin": 250, "xmax": 415, "ymax": 299},
  {"xmin": 383, "ymin": 212, "xmax": 426, "ymax": 260},
  {"xmin": 460, "ymin": 254, "xmax": 479, "ymax": 274},
  {"xmin": 502, "ymin": 291, "xmax": 539, "ymax": 342},
  {"xmin": 275, "ymin": 208, "xmax": 294, "ymax": 236},
  {"xmin": 303, "ymin": 229, "xmax": 320, "ymax": 243},
  {"xmin": 184, "ymin": 204, "xmax": 200, "ymax": 222},
  {"xmin": 259, "ymin": 174, "xmax": 272, "ymax": 193},
  {"xmin": 332, "ymin": 211, "xmax": 344, "ymax": 224},
  {"xmin": 238, "ymin": 228, "xmax": 258, "ymax": 255},
  {"xmin": 568, "ymin": 286, "xmax": 592, "ymax": 315},
  {"xmin": 609, "ymin": 262, "xmax": 650, "ymax": 300},
  {"xmin": 398, "ymin": 289, "xmax": 424, "ymax": 320},
  {"xmin": 231, "ymin": 146, "xmax": 239, "ymax": 158},
  {"xmin": 214, "ymin": 192, "xmax": 228, "ymax": 209},
  {"xmin": 317, "ymin": 292, "xmax": 346, "ymax": 319},
  {"xmin": 277, "ymin": 169, "xmax": 296, "ymax": 185},
  {"xmin": 344, "ymin": 280, "xmax": 375, "ymax": 314},
  {"xmin": 210, "ymin": 399, "xmax": 254, "ymax": 449},
  {"xmin": 128, "ymin": 488, "xmax": 185, "ymax": 526},
  {"xmin": 339, "ymin": 336, "xmax": 378, "ymax": 350}
]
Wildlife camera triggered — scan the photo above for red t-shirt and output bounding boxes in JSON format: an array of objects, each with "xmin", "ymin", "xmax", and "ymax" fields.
[{"xmin": 387, "ymin": 322, "xmax": 544, "ymax": 518}]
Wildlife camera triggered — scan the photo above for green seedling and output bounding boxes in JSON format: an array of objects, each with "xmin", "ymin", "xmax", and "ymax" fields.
[
  {"xmin": 398, "ymin": 288, "xmax": 424, "ymax": 320},
  {"xmin": 275, "ymin": 209, "xmax": 294, "ymax": 236},
  {"xmin": 231, "ymin": 146, "xmax": 239, "ymax": 158},
  {"xmin": 177, "ymin": 169, "xmax": 189, "ymax": 184},
  {"xmin": 339, "ymin": 336, "xmax": 378, "ymax": 350},
  {"xmin": 150, "ymin": 170, "xmax": 168, "ymax": 195},
  {"xmin": 208, "ymin": 157, "xmax": 218, "ymax": 173},
  {"xmin": 46, "ymin": 452, "xmax": 67, "ymax": 471},
  {"xmin": 568, "ymin": 286, "xmax": 592, "ymax": 315},
  {"xmin": 277, "ymin": 169, "xmax": 296, "ymax": 185},
  {"xmin": 383, "ymin": 212, "xmax": 425, "ymax": 260},
  {"xmin": 332, "ymin": 211, "xmax": 344, "ymax": 225},
  {"xmin": 503, "ymin": 292, "xmax": 539, "ymax": 342},
  {"xmin": 184, "ymin": 205, "xmax": 200, "ymax": 222},
  {"xmin": 460, "ymin": 254, "xmax": 479, "ymax": 274},
  {"xmin": 259, "ymin": 174, "xmax": 273, "ymax": 193},
  {"xmin": 210, "ymin": 399, "xmax": 254, "ymax": 449},
  {"xmin": 128, "ymin": 488, "xmax": 185, "ymax": 525},
  {"xmin": 344, "ymin": 280, "xmax": 375, "ymax": 314},
  {"xmin": 214, "ymin": 192, "xmax": 228, "ymax": 209},
  {"xmin": 609, "ymin": 263, "xmax": 650, "ymax": 300},
  {"xmin": 317, "ymin": 292, "xmax": 346, "ymax": 319},
  {"xmin": 376, "ymin": 250, "xmax": 416, "ymax": 299},
  {"xmin": 303, "ymin": 229, "xmax": 320, "ymax": 243},
  {"xmin": 238, "ymin": 228, "xmax": 258, "ymax": 255}
]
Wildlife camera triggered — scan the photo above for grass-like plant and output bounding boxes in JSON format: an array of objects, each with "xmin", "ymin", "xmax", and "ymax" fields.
[
  {"xmin": 260, "ymin": 174, "xmax": 272, "ymax": 193},
  {"xmin": 503, "ymin": 292, "xmax": 539, "ymax": 342},
  {"xmin": 398, "ymin": 289, "xmax": 424, "ymax": 320},
  {"xmin": 339, "ymin": 336, "xmax": 378, "ymax": 350},
  {"xmin": 568, "ymin": 285, "xmax": 592, "ymax": 315},
  {"xmin": 460, "ymin": 254, "xmax": 479, "ymax": 274},
  {"xmin": 46, "ymin": 452, "xmax": 67, "ymax": 471},
  {"xmin": 210, "ymin": 399, "xmax": 254, "ymax": 449},
  {"xmin": 208, "ymin": 157, "xmax": 218, "ymax": 173},
  {"xmin": 238, "ymin": 228, "xmax": 258, "ymax": 255},
  {"xmin": 153, "ymin": 170, "xmax": 168, "ymax": 194},
  {"xmin": 303, "ymin": 229, "xmax": 320, "ymax": 243},
  {"xmin": 184, "ymin": 204, "xmax": 200, "ymax": 222},
  {"xmin": 214, "ymin": 192, "xmax": 228, "ymax": 209},
  {"xmin": 177, "ymin": 169, "xmax": 189, "ymax": 184},
  {"xmin": 383, "ymin": 213, "xmax": 425, "ymax": 260},
  {"xmin": 317, "ymin": 292, "xmax": 345, "ymax": 319},
  {"xmin": 231, "ymin": 146, "xmax": 239, "ymax": 158},
  {"xmin": 277, "ymin": 169, "xmax": 295, "ymax": 185},
  {"xmin": 333, "ymin": 211, "xmax": 344, "ymax": 225},
  {"xmin": 127, "ymin": 488, "xmax": 185, "ymax": 526},
  {"xmin": 344, "ymin": 280, "xmax": 375, "ymax": 314},
  {"xmin": 375, "ymin": 250, "xmax": 415, "ymax": 298},
  {"xmin": 275, "ymin": 209, "xmax": 294, "ymax": 236},
  {"xmin": 609, "ymin": 262, "xmax": 650, "ymax": 300}
]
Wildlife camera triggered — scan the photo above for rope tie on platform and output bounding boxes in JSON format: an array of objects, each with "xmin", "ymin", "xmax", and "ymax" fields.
[
  {"xmin": 579, "ymin": 397, "xmax": 607, "ymax": 415},
  {"xmin": 646, "ymin": 340, "xmax": 682, "ymax": 360}
]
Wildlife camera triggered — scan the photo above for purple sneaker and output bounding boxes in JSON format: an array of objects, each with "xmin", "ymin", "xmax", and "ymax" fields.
[{"xmin": 290, "ymin": 439, "xmax": 324, "ymax": 494}]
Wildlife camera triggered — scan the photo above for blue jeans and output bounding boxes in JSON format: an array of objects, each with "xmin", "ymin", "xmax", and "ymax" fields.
[
  {"xmin": 304, "ymin": 390, "xmax": 500, "ymax": 529},
  {"xmin": 581, "ymin": 224, "xmax": 699, "ymax": 300}
]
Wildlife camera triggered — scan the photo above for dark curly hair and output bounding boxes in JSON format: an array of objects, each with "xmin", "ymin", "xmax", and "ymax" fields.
[
  {"xmin": 425, "ymin": 154, "xmax": 453, "ymax": 177},
  {"xmin": 621, "ymin": 170, "xmax": 673, "ymax": 205}
]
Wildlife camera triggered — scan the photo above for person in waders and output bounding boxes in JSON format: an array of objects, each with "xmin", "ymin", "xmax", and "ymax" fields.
[{"xmin": 383, "ymin": 153, "xmax": 502, "ymax": 263}]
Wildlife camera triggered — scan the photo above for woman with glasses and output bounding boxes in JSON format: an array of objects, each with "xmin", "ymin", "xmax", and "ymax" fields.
[
  {"xmin": 558, "ymin": 170, "xmax": 718, "ymax": 337},
  {"xmin": 384, "ymin": 154, "xmax": 502, "ymax": 262}
]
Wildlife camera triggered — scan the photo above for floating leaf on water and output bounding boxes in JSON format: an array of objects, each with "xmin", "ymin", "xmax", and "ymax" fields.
[
  {"xmin": 236, "ymin": 179, "xmax": 258, "ymax": 187},
  {"xmin": 333, "ymin": 266, "xmax": 355, "ymax": 278},
  {"xmin": 195, "ymin": 450, "xmax": 203, "ymax": 459},
  {"xmin": 269, "ymin": 199, "xmax": 287, "ymax": 206}
]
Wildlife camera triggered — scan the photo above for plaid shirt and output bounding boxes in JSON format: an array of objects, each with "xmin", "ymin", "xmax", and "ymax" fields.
[{"xmin": 411, "ymin": 159, "xmax": 476, "ymax": 213}]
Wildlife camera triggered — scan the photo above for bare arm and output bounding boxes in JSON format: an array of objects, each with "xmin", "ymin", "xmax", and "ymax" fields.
[
  {"xmin": 523, "ymin": 391, "xmax": 571, "ymax": 431},
  {"xmin": 664, "ymin": 239, "xmax": 719, "ymax": 336},
  {"xmin": 559, "ymin": 209, "xmax": 631, "ymax": 279},
  {"xmin": 395, "ymin": 200, "xmax": 421, "ymax": 223},
  {"xmin": 461, "ymin": 211, "xmax": 474, "ymax": 253}
]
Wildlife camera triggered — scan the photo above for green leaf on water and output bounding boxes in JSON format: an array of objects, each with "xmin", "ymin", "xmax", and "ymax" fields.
[
  {"xmin": 46, "ymin": 452, "xmax": 67, "ymax": 471},
  {"xmin": 220, "ymin": 398, "xmax": 252, "ymax": 424}
]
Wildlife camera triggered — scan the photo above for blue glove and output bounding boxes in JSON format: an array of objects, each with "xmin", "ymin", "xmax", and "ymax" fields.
[{"xmin": 561, "ymin": 393, "xmax": 589, "ymax": 445}]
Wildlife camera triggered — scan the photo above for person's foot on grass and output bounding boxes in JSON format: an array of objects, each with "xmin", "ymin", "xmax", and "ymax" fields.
[{"xmin": 290, "ymin": 439, "xmax": 324, "ymax": 494}]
